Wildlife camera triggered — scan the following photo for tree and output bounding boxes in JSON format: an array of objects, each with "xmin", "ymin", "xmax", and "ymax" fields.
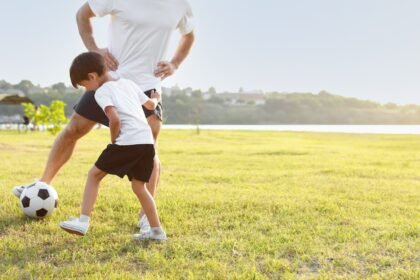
[
  {"xmin": 47, "ymin": 100, "xmax": 68, "ymax": 135},
  {"xmin": 208, "ymin": 87, "xmax": 216, "ymax": 95},
  {"xmin": 21, "ymin": 100, "xmax": 68, "ymax": 135},
  {"xmin": 14, "ymin": 80, "xmax": 35, "ymax": 94},
  {"xmin": 51, "ymin": 82, "xmax": 67, "ymax": 94},
  {"xmin": 0, "ymin": 80, "xmax": 13, "ymax": 90},
  {"xmin": 22, "ymin": 103, "xmax": 43, "ymax": 129}
]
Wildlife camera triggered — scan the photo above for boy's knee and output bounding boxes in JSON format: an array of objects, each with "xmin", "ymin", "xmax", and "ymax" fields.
[{"xmin": 88, "ymin": 167, "xmax": 104, "ymax": 180}]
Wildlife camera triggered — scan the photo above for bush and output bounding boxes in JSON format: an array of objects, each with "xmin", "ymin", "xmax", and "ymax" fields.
[{"xmin": 22, "ymin": 100, "xmax": 68, "ymax": 135}]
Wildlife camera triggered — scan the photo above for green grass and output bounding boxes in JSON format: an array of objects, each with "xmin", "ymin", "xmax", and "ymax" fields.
[{"xmin": 0, "ymin": 129, "xmax": 419, "ymax": 279}]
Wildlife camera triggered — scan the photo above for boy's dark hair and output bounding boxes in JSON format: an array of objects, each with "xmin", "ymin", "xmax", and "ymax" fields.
[{"xmin": 69, "ymin": 52, "xmax": 106, "ymax": 88}]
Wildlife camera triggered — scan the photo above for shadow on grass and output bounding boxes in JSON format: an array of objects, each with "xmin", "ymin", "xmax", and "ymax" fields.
[
  {"xmin": 0, "ymin": 214, "xmax": 40, "ymax": 234},
  {"xmin": 251, "ymin": 150, "xmax": 309, "ymax": 156},
  {"xmin": 1, "ymin": 222, "xmax": 156, "ymax": 276}
]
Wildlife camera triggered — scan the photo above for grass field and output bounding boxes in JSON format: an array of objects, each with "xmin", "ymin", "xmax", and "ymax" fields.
[{"xmin": 0, "ymin": 129, "xmax": 419, "ymax": 279}]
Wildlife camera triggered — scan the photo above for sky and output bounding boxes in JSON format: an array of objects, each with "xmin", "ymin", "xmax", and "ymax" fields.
[{"xmin": 0, "ymin": 0, "xmax": 419, "ymax": 104}]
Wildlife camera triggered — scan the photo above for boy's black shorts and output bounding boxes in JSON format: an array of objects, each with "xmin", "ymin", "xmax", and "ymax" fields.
[
  {"xmin": 73, "ymin": 89, "xmax": 163, "ymax": 127},
  {"xmin": 95, "ymin": 144, "xmax": 155, "ymax": 182}
]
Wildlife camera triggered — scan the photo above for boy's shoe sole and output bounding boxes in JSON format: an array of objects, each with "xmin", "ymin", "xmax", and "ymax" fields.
[
  {"xmin": 59, "ymin": 223, "xmax": 87, "ymax": 236},
  {"xmin": 133, "ymin": 232, "xmax": 167, "ymax": 241}
]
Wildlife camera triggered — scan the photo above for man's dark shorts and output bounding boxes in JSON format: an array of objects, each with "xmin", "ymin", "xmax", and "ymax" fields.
[
  {"xmin": 95, "ymin": 144, "xmax": 155, "ymax": 182},
  {"xmin": 73, "ymin": 89, "xmax": 163, "ymax": 127}
]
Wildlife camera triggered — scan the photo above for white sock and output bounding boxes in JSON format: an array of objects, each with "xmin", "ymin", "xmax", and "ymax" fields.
[{"xmin": 79, "ymin": 214, "xmax": 90, "ymax": 223}]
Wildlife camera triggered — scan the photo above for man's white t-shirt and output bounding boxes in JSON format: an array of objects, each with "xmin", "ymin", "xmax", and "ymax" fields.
[
  {"xmin": 88, "ymin": 0, "xmax": 194, "ymax": 93},
  {"xmin": 94, "ymin": 78, "xmax": 154, "ymax": 145}
]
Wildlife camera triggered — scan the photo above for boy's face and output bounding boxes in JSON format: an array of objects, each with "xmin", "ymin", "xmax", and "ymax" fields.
[{"xmin": 78, "ymin": 72, "xmax": 101, "ymax": 91}]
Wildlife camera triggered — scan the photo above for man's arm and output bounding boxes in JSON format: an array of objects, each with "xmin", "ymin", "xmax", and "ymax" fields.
[
  {"xmin": 76, "ymin": 2, "xmax": 119, "ymax": 70},
  {"xmin": 104, "ymin": 106, "xmax": 120, "ymax": 144},
  {"xmin": 154, "ymin": 32, "xmax": 195, "ymax": 79}
]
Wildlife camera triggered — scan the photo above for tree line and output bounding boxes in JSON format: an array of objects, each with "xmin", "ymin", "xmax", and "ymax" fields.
[{"xmin": 1, "ymin": 79, "xmax": 419, "ymax": 124}]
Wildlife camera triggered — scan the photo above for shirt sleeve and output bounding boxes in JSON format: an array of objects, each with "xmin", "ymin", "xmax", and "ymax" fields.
[
  {"xmin": 177, "ymin": 4, "xmax": 194, "ymax": 35},
  {"xmin": 95, "ymin": 86, "xmax": 115, "ymax": 111},
  {"xmin": 88, "ymin": 0, "xmax": 115, "ymax": 17},
  {"xmin": 128, "ymin": 80, "xmax": 149, "ymax": 105}
]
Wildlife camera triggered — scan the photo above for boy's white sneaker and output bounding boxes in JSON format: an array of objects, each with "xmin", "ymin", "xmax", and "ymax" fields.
[
  {"xmin": 133, "ymin": 227, "xmax": 167, "ymax": 241},
  {"xmin": 59, "ymin": 217, "xmax": 89, "ymax": 236},
  {"xmin": 137, "ymin": 214, "xmax": 151, "ymax": 233},
  {"xmin": 12, "ymin": 180, "xmax": 39, "ymax": 198}
]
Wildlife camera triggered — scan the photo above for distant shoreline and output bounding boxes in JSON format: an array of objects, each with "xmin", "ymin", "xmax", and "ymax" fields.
[
  {"xmin": 163, "ymin": 124, "xmax": 420, "ymax": 135},
  {"xmin": 2, "ymin": 124, "xmax": 420, "ymax": 135}
]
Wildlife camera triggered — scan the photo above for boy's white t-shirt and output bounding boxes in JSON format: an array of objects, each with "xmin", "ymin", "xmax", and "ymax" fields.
[
  {"xmin": 88, "ymin": 0, "xmax": 194, "ymax": 92},
  {"xmin": 94, "ymin": 78, "xmax": 154, "ymax": 146}
]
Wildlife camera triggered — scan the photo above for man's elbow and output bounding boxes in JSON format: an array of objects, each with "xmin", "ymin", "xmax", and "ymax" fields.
[
  {"xmin": 76, "ymin": 3, "xmax": 93, "ymax": 25},
  {"xmin": 184, "ymin": 32, "xmax": 195, "ymax": 44}
]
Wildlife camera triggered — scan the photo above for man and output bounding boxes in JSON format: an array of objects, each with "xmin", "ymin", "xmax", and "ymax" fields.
[{"xmin": 12, "ymin": 0, "xmax": 195, "ymax": 234}]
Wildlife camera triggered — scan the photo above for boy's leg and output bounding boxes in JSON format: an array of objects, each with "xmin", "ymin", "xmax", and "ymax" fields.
[
  {"xmin": 132, "ymin": 178, "xmax": 160, "ymax": 227},
  {"xmin": 81, "ymin": 166, "xmax": 107, "ymax": 216},
  {"xmin": 59, "ymin": 166, "xmax": 106, "ymax": 236}
]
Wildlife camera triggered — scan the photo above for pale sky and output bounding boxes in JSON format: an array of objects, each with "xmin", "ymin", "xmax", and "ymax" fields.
[{"xmin": 0, "ymin": 1, "xmax": 419, "ymax": 104}]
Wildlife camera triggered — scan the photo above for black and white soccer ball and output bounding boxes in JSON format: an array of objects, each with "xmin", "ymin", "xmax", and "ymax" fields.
[{"xmin": 20, "ymin": 182, "xmax": 58, "ymax": 219}]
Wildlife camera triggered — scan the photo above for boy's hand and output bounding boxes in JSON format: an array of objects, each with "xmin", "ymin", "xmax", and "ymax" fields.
[{"xmin": 151, "ymin": 90, "xmax": 161, "ymax": 102}]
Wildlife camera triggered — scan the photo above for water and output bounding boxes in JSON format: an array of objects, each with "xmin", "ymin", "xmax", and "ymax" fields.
[
  {"xmin": 2, "ymin": 124, "xmax": 420, "ymax": 135},
  {"xmin": 163, "ymin": 125, "xmax": 420, "ymax": 135}
]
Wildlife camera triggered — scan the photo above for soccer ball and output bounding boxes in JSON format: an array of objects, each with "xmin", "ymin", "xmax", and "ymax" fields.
[{"xmin": 20, "ymin": 182, "xmax": 58, "ymax": 219}]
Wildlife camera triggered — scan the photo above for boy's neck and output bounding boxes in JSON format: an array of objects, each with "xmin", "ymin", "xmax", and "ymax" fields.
[{"xmin": 99, "ymin": 72, "xmax": 118, "ymax": 87}]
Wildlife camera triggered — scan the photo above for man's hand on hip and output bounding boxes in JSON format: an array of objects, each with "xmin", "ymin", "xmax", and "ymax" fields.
[
  {"xmin": 154, "ymin": 61, "xmax": 177, "ymax": 80},
  {"xmin": 92, "ymin": 48, "xmax": 119, "ymax": 71}
]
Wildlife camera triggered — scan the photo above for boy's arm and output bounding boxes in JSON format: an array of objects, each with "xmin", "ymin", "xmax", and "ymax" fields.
[
  {"xmin": 143, "ymin": 91, "xmax": 161, "ymax": 110},
  {"xmin": 104, "ymin": 106, "xmax": 120, "ymax": 144}
]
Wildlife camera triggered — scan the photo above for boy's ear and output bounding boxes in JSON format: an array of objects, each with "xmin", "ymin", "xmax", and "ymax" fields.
[{"xmin": 87, "ymin": 72, "xmax": 99, "ymax": 81}]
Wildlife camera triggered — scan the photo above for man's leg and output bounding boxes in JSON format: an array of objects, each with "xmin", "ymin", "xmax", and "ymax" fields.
[
  {"xmin": 132, "ymin": 177, "xmax": 167, "ymax": 240},
  {"xmin": 41, "ymin": 113, "xmax": 96, "ymax": 184},
  {"xmin": 132, "ymin": 179, "xmax": 161, "ymax": 227}
]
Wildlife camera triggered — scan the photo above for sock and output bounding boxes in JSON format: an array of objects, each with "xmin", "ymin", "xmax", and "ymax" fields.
[{"xmin": 79, "ymin": 214, "xmax": 90, "ymax": 223}]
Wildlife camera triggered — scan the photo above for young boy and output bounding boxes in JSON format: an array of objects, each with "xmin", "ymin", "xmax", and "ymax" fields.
[{"xmin": 59, "ymin": 52, "xmax": 166, "ymax": 240}]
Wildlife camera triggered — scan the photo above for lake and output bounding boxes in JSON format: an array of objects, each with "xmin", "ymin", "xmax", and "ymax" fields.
[
  {"xmin": 163, "ymin": 125, "xmax": 420, "ymax": 135},
  {"xmin": 2, "ymin": 124, "xmax": 420, "ymax": 135}
]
